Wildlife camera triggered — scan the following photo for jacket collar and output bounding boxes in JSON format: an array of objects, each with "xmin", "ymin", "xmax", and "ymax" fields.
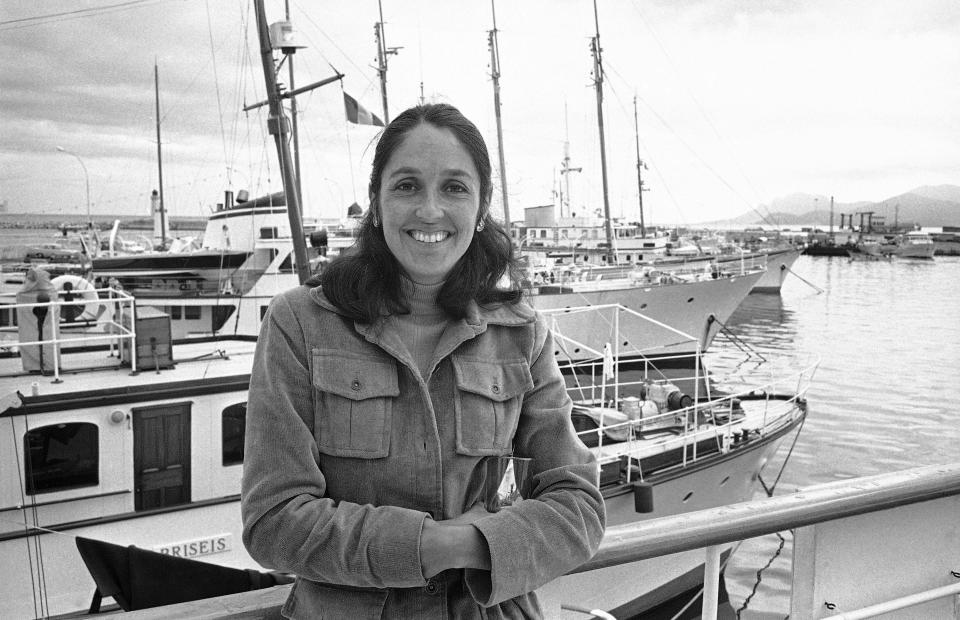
[
  {"xmin": 308, "ymin": 285, "xmax": 536, "ymax": 374},
  {"xmin": 307, "ymin": 284, "xmax": 535, "ymax": 334}
]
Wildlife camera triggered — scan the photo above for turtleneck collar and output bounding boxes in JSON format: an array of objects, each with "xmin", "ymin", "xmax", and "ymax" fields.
[{"xmin": 400, "ymin": 276, "xmax": 445, "ymax": 317}]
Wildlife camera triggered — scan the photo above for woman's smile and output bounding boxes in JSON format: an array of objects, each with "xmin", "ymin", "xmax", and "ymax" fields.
[{"xmin": 408, "ymin": 230, "xmax": 452, "ymax": 244}]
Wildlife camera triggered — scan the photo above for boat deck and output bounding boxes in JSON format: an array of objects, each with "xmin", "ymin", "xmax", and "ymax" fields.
[{"xmin": 0, "ymin": 333, "xmax": 257, "ymax": 405}]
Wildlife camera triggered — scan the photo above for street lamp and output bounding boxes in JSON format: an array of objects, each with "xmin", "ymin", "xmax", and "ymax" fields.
[{"xmin": 56, "ymin": 146, "xmax": 92, "ymax": 229}]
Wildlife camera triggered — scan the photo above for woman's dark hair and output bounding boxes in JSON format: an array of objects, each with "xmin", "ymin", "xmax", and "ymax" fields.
[{"xmin": 319, "ymin": 103, "xmax": 523, "ymax": 322}]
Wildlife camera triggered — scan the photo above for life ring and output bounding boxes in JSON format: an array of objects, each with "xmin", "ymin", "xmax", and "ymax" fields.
[{"xmin": 51, "ymin": 275, "xmax": 105, "ymax": 323}]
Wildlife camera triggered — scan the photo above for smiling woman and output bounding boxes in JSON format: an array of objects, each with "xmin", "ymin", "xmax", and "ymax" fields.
[
  {"xmin": 320, "ymin": 103, "xmax": 521, "ymax": 323},
  {"xmin": 240, "ymin": 102, "xmax": 606, "ymax": 619}
]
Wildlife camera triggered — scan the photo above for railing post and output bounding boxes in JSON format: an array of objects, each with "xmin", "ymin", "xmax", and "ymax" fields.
[{"xmin": 702, "ymin": 544, "xmax": 722, "ymax": 620}]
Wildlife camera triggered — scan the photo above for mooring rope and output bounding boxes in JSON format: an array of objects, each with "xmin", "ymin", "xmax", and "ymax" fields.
[
  {"xmin": 784, "ymin": 265, "xmax": 823, "ymax": 294},
  {"xmin": 735, "ymin": 531, "xmax": 788, "ymax": 619},
  {"xmin": 711, "ymin": 315, "xmax": 767, "ymax": 362},
  {"xmin": 737, "ymin": 417, "xmax": 806, "ymax": 619}
]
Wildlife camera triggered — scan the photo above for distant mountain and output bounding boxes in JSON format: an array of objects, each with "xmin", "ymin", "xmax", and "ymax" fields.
[
  {"xmin": 724, "ymin": 185, "xmax": 960, "ymax": 228},
  {"xmin": 910, "ymin": 184, "xmax": 960, "ymax": 203}
]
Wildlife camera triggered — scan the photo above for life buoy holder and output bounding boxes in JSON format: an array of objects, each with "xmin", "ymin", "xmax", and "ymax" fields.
[{"xmin": 51, "ymin": 275, "xmax": 105, "ymax": 323}]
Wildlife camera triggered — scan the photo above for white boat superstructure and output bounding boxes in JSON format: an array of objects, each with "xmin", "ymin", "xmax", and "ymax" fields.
[
  {"xmin": 895, "ymin": 230, "xmax": 936, "ymax": 259},
  {"xmin": 1, "ymin": 295, "xmax": 814, "ymax": 618}
]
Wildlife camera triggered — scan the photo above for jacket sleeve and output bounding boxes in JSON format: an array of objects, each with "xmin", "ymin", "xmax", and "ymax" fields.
[
  {"xmin": 240, "ymin": 290, "xmax": 428, "ymax": 588},
  {"xmin": 465, "ymin": 311, "xmax": 606, "ymax": 605}
]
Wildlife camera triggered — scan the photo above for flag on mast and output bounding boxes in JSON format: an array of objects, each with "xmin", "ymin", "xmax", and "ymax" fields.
[{"xmin": 343, "ymin": 92, "xmax": 384, "ymax": 126}]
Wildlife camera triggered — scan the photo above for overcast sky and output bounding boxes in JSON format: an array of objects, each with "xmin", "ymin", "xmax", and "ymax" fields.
[{"xmin": 2, "ymin": 0, "xmax": 958, "ymax": 225}]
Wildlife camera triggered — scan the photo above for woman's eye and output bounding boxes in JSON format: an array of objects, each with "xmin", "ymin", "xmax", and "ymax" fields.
[
  {"xmin": 394, "ymin": 181, "xmax": 418, "ymax": 192},
  {"xmin": 445, "ymin": 182, "xmax": 468, "ymax": 193}
]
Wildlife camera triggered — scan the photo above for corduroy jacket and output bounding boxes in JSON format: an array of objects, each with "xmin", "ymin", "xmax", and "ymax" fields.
[{"xmin": 241, "ymin": 284, "xmax": 605, "ymax": 619}]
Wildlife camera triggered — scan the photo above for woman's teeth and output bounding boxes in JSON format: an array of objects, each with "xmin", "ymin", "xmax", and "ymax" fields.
[{"xmin": 410, "ymin": 231, "xmax": 450, "ymax": 243}]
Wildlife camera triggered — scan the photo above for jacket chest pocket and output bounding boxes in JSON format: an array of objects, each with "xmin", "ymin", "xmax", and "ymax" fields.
[
  {"xmin": 452, "ymin": 357, "xmax": 534, "ymax": 456},
  {"xmin": 312, "ymin": 350, "xmax": 399, "ymax": 458}
]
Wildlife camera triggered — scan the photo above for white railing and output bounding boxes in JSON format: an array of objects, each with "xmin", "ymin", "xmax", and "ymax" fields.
[
  {"xmin": 101, "ymin": 462, "xmax": 960, "ymax": 620},
  {"xmin": 0, "ymin": 288, "xmax": 138, "ymax": 379},
  {"xmin": 576, "ymin": 461, "xmax": 960, "ymax": 620}
]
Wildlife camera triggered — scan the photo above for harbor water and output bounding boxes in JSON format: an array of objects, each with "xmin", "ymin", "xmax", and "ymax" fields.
[{"xmin": 711, "ymin": 255, "xmax": 960, "ymax": 618}]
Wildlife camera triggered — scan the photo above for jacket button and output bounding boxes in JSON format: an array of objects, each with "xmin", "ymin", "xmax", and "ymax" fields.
[
  {"xmin": 351, "ymin": 379, "xmax": 361, "ymax": 391},
  {"xmin": 424, "ymin": 578, "xmax": 440, "ymax": 595},
  {"xmin": 491, "ymin": 384, "xmax": 500, "ymax": 394}
]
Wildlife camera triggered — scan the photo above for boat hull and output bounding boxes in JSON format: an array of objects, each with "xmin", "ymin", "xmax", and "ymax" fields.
[
  {"xmin": 745, "ymin": 247, "xmax": 800, "ymax": 293},
  {"xmin": 529, "ymin": 269, "xmax": 763, "ymax": 356},
  {"xmin": 537, "ymin": 413, "xmax": 800, "ymax": 618}
]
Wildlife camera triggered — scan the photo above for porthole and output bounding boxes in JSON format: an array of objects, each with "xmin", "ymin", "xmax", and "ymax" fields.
[{"xmin": 682, "ymin": 491, "xmax": 694, "ymax": 503}]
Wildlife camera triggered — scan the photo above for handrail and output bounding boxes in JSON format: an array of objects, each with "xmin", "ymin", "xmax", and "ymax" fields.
[
  {"xmin": 0, "ymin": 288, "xmax": 138, "ymax": 377},
  {"xmin": 574, "ymin": 460, "xmax": 960, "ymax": 573},
  {"xmin": 99, "ymin": 461, "xmax": 960, "ymax": 619}
]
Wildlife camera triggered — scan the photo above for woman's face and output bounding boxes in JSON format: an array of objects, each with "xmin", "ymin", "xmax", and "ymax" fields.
[{"xmin": 377, "ymin": 123, "xmax": 481, "ymax": 284}]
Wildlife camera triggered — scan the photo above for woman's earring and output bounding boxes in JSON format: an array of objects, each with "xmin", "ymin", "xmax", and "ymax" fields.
[
  {"xmin": 476, "ymin": 221, "xmax": 485, "ymax": 232},
  {"xmin": 372, "ymin": 212, "xmax": 380, "ymax": 227}
]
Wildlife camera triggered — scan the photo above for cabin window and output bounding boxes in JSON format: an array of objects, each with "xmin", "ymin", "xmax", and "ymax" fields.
[
  {"xmin": 169, "ymin": 305, "xmax": 182, "ymax": 320},
  {"xmin": 222, "ymin": 403, "xmax": 247, "ymax": 466},
  {"xmin": 0, "ymin": 306, "xmax": 17, "ymax": 327},
  {"xmin": 24, "ymin": 422, "xmax": 99, "ymax": 494},
  {"xmin": 260, "ymin": 226, "xmax": 278, "ymax": 240},
  {"xmin": 184, "ymin": 305, "xmax": 201, "ymax": 320}
]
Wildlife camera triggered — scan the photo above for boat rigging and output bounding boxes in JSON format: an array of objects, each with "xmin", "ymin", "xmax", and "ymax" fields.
[
  {"xmin": 375, "ymin": 0, "xmax": 401, "ymax": 124},
  {"xmin": 633, "ymin": 96, "xmax": 650, "ymax": 238},
  {"xmin": 590, "ymin": 0, "xmax": 615, "ymax": 263},
  {"xmin": 488, "ymin": 0, "xmax": 511, "ymax": 233},
  {"xmin": 154, "ymin": 61, "xmax": 167, "ymax": 251},
  {"xmin": 249, "ymin": 0, "xmax": 342, "ymax": 284}
]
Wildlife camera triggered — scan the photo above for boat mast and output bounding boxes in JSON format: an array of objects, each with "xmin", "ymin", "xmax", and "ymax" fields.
[
  {"xmin": 154, "ymin": 61, "xmax": 167, "ymax": 250},
  {"xmin": 375, "ymin": 0, "xmax": 400, "ymax": 124},
  {"xmin": 285, "ymin": 0, "xmax": 302, "ymax": 207},
  {"xmin": 560, "ymin": 102, "xmax": 581, "ymax": 219},
  {"xmin": 829, "ymin": 195, "xmax": 834, "ymax": 240},
  {"xmin": 488, "ymin": 0, "xmax": 511, "ymax": 234},
  {"xmin": 633, "ymin": 96, "xmax": 648, "ymax": 238},
  {"xmin": 253, "ymin": 0, "xmax": 310, "ymax": 284},
  {"xmin": 590, "ymin": 0, "xmax": 615, "ymax": 263}
]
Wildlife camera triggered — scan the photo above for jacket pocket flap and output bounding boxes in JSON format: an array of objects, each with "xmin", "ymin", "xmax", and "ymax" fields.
[
  {"xmin": 313, "ymin": 350, "xmax": 399, "ymax": 401},
  {"xmin": 453, "ymin": 357, "xmax": 533, "ymax": 402}
]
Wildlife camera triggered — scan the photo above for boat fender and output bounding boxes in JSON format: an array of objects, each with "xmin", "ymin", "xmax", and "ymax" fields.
[
  {"xmin": 51, "ymin": 275, "xmax": 105, "ymax": 323},
  {"xmin": 633, "ymin": 481, "xmax": 654, "ymax": 513}
]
